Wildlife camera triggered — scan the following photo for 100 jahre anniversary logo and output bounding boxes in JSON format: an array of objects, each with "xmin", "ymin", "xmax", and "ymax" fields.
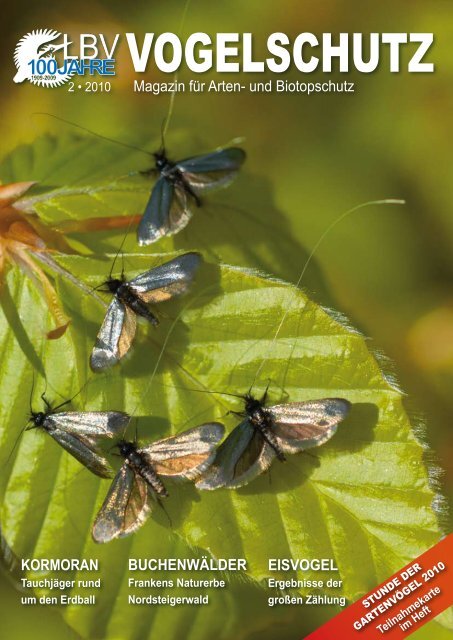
[{"xmin": 13, "ymin": 29, "xmax": 117, "ymax": 87}]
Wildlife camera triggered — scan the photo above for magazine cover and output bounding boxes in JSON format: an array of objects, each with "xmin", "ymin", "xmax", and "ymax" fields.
[{"xmin": 1, "ymin": 2, "xmax": 452, "ymax": 639}]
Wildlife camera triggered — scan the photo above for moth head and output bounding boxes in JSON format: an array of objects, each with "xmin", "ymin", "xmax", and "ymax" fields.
[
  {"xmin": 153, "ymin": 150, "xmax": 168, "ymax": 170},
  {"xmin": 105, "ymin": 277, "xmax": 123, "ymax": 294},
  {"xmin": 27, "ymin": 411, "xmax": 46, "ymax": 429},
  {"xmin": 117, "ymin": 439, "xmax": 137, "ymax": 459},
  {"xmin": 244, "ymin": 393, "xmax": 262, "ymax": 414}
]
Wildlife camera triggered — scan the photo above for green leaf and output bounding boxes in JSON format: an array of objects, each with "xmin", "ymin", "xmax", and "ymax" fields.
[{"xmin": 0, "ymin": 251, "xmax": 446, "ymax": 639}]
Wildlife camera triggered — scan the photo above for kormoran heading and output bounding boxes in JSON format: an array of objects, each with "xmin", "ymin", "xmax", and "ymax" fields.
[{"xmin": 22, "ymin": 558, "xmax": 99, "ymax": 571}]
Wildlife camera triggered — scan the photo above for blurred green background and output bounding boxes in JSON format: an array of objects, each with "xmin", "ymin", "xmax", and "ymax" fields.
[{"xmin": 1, "ymin": 0, "xmax": 452, "ymax": 637}]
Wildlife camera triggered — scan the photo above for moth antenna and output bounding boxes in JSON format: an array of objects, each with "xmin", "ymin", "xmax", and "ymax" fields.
[
  {"xmin": 158, "ymin": 118, "xmax": 167, "ymax": 155},
  {"xmin": 52, "ymin": 378, "xmax": 91, "ymax": 412},
  {"xmin": 260, "ymin": 379, "xmax": 272, "ymax": 403},
  {"xmin": 109, "ymin": 216, "xmax": 136, "ymax": 279},
  {"xmin": 159, "ymin": 0, "xmax": 192, "ymax": 146},
  {"xmin": 52, "ymin": 398, "xmax": 71, "ymax": 412},
  {"xmin": 29, "ymin": 372, "xmax": 36, "ymax": 414},
  {"xmin": 89, "ymin": 283, "xmax": 110, "ymax": 294},
  {"xmin": 5, "ymin": 425, "xmax": 29, "ymax": 468},
  {"xmin": 211, "ymin": 390, "xmax": 244, "ymax": 399},
  {"xmin": 122, "ymin": 416, "xmax": 132, "ymax": 442},
  {"xmin": 32, "ymin": 112, "xmax": 152, "ymax": 157},
  {"xmin": 134, "ymin": 418, "xmax": 138, "ymax": 445},
  {"xmin": 120, "ymin": 251, "xmax": 125, "ymax": 281},
  {"xmin": 179, "ymin": 387, "xmax": 244, "ymax": 399},
  {"xmin": 250, "ymin": 199, "xmax": 406, "ymax": 391},
  {"xmin": 41, "ymin": 393, "xmax": 52, "ymax": 411},
  {"xmin": 70, "ymin": 379, "xmax": 90, "ymax": 403},
  {"xmin": 39, "ymin": 373, "xmax": 52, "ymax": 411},
  {"xmin": 150, "ymin": 381, "xmax": 244, "ymax": 400},
  {"xmin": 227, "ymin": 409, "xmax": 245, "ymax": 418}
]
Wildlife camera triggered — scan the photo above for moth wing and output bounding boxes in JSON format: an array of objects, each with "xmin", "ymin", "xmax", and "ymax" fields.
[
  {"xmin": 90, "ymin": 298, "xmax": 137, "ymax": 371},
  {"xmin": 140, "ymin": 422, "xmax": 225, "ymax": 480},
  {"xmin": 47, "ymin": 427, "xmax": 113, "ymax": 478},
  {"xmin": 178, "ymin": 148, "xmax": 246, "ymax": 172},
  {"xmin": 169, "ymin": 182, "xmax": 195, "ymax": 233},
  {"xmin": 137, "ymin": 177, "xmax": 194, "ymax": 245},
  {"xmin": 92, "ymin": 465, "xmax": 151, "ymax": 543},
  {"xmin": 177, "ymin": 148, "xmax": 246, "ymax": 193},
  {"xmin": 128, "ymin": 252, "xmax": 201, "ymax": 304},
  {"xmin": 46, "ymin": 412, "xmax": 130, "ymax": 438},
  {"xmin": 269, "ymin": 398, "xmax": 351, "ymax": 454},
  {"xmin": 196, "ymin": 420, "xmax": 275, "ymax": 490},
  {"xmin": 137, "ymin": 176, "xmax": 172, "ymax": 245}
]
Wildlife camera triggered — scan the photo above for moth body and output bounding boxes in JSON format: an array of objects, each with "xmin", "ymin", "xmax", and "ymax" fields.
[
  {"xmin": 25, "ymin": 399, "xmax": 131, "ymax": 478},
  {"xmin": 119, "ymin": 440, "xmax": 168, "ymax": 497},
  {"xmin": 137, "ymin": 146, "xmax": 246, "ymax": 245},
  {"xmin": 196, "ymin": 395, "xmax": 350, "ymax": 490},
  {"xmin": 91, "ymin": 253, "xmax": 201, "ymax": 371},
  {"xmin": 107, "ymin": 278, "xmax": 159, "ymax": 326},
  {"xmin": 92, "ymin": 422, "xmax": 224, "ymax": 542},
  {"xmin": 154, "ymin": 151, "xmax": 202, "ymax": 207},
  {"xmin": 244, "ymin": 395, "xmax": 286, "ymax": 462}
]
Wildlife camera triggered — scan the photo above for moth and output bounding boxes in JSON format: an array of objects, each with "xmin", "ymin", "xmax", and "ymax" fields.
[
  {"xmin": 27, "ymin": 395, "xmax": 130, "ymax": 478},
  {"xmin": 137, "ymin": 147, "xmax": 246, "ymax": 245},
  {"xmin": 90, "ymin": 252, "xmax": 201, "ymax": 371},
  {"xmin": 92, "ymin": 422, "xmax": 225, "ymax": 543},
  {"xmin": 196, "ymin": 392, "xmax": 351, "ymax": 490}
]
